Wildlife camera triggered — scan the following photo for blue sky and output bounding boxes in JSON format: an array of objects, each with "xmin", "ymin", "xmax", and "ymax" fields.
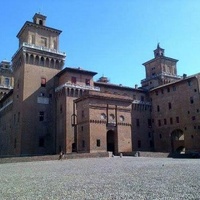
[{"xmin": 1, "ymin": 0, "xmax": 200, "ymax": 87}]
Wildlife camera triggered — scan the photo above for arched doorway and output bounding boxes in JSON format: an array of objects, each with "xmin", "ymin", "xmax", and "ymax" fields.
[
  {"xmin": 171, "ymin": 129, "xmax": 184, "ymax": 153},
  {"xmin": 107, "ymin": 130, "xmax": 115, "ymax": 153}
]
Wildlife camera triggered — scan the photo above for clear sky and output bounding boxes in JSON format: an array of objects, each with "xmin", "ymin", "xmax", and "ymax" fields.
[{"xmin": 1, "ymin": 0, "xmax": 200, "ymax": 87}]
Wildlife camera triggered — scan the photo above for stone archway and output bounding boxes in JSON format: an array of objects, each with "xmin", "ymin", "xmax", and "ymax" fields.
[
  {"xmin": 171, "ymin": 129, "xmax": 184, "ymax": 153},
  {"xmin": 107, "ymin": 130, "xmax": 115, "ymax": 153}
]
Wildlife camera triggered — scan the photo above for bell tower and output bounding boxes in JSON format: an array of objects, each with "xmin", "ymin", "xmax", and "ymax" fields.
[
  {"xmin": 11, "ymin": 13, "xmax": 66, "ymax": 155},
  {"xmin": 141, "ymin": 44, "xmax": 180, "ymax": 90}
]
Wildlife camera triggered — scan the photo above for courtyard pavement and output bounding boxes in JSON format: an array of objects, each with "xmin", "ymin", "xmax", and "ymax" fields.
[{"xmin": 0, "ymin": 157, "xmax": 200, "ymax": 200}]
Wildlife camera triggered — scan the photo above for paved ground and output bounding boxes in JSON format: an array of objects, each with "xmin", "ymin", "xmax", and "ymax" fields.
[{"xmin": 0, "ymin": 157, "xmax": 200, "ymax": 200}]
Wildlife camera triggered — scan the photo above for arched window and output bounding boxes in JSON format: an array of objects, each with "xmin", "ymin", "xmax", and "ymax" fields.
[
  {"xmin": 55, "ymin": 60, "xmax": 59, "ymax": 68},
  {"xmin": 40, "ymin": 57, "xmax": 44, "ymax": 66},
  {"xmin": 30, "ymin": 55, "xmax": 34, "ymax": 64},
  {"xmin": 109, "ymin": 114, "xmax": 115, "ymax": 120},
  {"xmin": 26, "ymin": 53, "xmax": 29, "ymax": 63},
  {"xmin": 35, "ymin": 56, "xmax": 39, "ymax": 65},
  {"xmin": 50, "ymin": 59, "xmax": 54, "ymax": 68},
  {"xmin": 46, "ymin": 58, "xmax": 49, "ymax": 67},
  {"xmin": 39, "ymin": 20, "xmax": 43, "ymax": 25},
  {"xmin": 100, "ymin": 113, "xmax": 106, "ymax": 120},
  {"xmin": 119, "ymin": 115, "xmax": 125, "ymax": 122}
]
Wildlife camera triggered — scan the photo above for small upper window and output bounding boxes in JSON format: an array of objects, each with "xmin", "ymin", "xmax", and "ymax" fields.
[
  {"xmin": 41, "ymin": 78, "xmax": 46, "ymax": 87},
  {"xmin": 168, "ymin": 102, "xmax": 172, "ymax": 110},
  {"xmin": 39, "ymin": 19, "xmax": 43, "ymax": 25},
  {"xmin": 109, "ymin": 114, "xmax": 115, "ymax": 120},
  {"xmin": 4, "ymin": 77, "xmax": 10, "ymax": 87},
  {"xmin": 41, "ymin": 37, "xmax": 47, "ymax": 47},
  {"xmin": 190, "ymin": 97, "xmax": 194, "ymax": 104},
  {"xmin": 97, "ymin": 139, "xmax": 101, "ymax": 147},
  {"xmin": 71, "ymin": 77, "xmax": 77, "ymax": 84},
  {"xmin": 100, "ymin": 113, "xmax": 106, "ymax": 120},
  {"xmin": 85, "ymin": 79, "xmax": 90, "ymax": 86},
  {"xmin": 119, "ymin": 115, "xmax": 125, "ymax": 122}
]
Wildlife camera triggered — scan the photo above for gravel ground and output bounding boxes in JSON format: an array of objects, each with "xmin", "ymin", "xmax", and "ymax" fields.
[{"xmin": 0, "ymin": 157, "xmax": 200, "ymax": 200}]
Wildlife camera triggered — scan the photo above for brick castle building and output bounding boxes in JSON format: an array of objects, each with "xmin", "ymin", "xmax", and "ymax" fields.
[{"xmin": 0, "ymin": 13, "xmax": 200, "ymax": 156}]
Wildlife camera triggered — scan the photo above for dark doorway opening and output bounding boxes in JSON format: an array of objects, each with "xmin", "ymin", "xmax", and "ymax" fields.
[
  {"xmin": 107, "ymin": 130, "xmax": 115, "ymax": 153},
  {"xmin": 72, "ymin": 143, "xmax": 76, "ymax": 152},
  {"xmin": 171, "ymin": 129, "xmax": 184, "ymax": 153}
]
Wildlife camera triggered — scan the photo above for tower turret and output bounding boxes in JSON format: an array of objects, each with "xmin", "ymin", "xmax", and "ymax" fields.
[{"xmin": 141, "ymin": 44, "xmax": 180, "ymax": 90}]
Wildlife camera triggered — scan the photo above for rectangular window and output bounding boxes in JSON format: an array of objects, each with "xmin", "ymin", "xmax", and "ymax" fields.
[
  {"xmin": 4, "ymin": 77, "xmax": 10, "ymax": 87},
  {"xmin": 41, "ymin": 37, "xmax": 47, "ymax": 47},
  {"xmin": 60, "ymin": 105, "xmax": 62, "ymax": 113},
  {"xmin": 148, "ymin": 119, "xmax": 152, "ymax": 127},
  {"xmin": 161, "ymin": 89, "xmax": 164, "ymax": 94},
  {"xmin": 190, "ymin": 97, "xmax": 194, "ymax": 104},
  {"xmin": 85, "ymin": 79, "xmax": 90, "ymax": 86},
  {"xmin": 81, "ymin": 126, "xmax": 83, "ymax": 131},
  {"xmin": 41, "ymin": 78, "xmax": 46, "ymax": 87},
  {"xmin": 158, "ymin": 120, "xmax": 161, "ymax": 127},
  {"xmin": 157, "ymin": 105, "xmax": 160, "ymax": 112},
  {"xmin": 31, "ymin": 35, "xmax": 35, "ymax": 44},
  {"xmin": 170, "ymin": 117, "xmax": 173, "ymax": 124},
  {"xmin": 192, "ymin": 116, "xmax": 196, "ymax": 121},
  {"xmin": 164, "ymin": 118, "xmax": 167, "ymax": 125},
  {"xmin": 168, "ymin": 102, "xmax": 172, "ymax": 110},
  {"xmin": 136, "ymin": 119, "xmax": 140, "ymax": 127},
  {"xmin": 176, "ymin": 116, "xmax": 179, "ymax": 123},
  {"xmin": 81, "ymin": 110, "xmax": 84, "ymax": 118},
  {"xmin": 138, "ymin": 140, "xmax": 141, "ymax": 148},
  {"xmin": 188, "ymin": 80, "xmax": 191, "ymax": 86},
  {"xmin": 71, "ymin": 77, "xmax": 76, "ymax": 84},
  {"xmin": 97, "ymin": 139, "xmax": 101, "ymax": 147},
  {"xmin": 167, "ymin": 87, "xmax": 170, "ymax": 92},
  {"xmin": 17, "ymin": 112, "xmax": 20, "ymax": 122},
  {"xmin": 39, "ymin": 111, "xmax": 44, "ymax": 121}
]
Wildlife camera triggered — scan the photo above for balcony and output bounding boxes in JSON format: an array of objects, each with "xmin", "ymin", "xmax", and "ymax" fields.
[
  {"xmin": 133, "ymin": 100, "xmax": 151, "ymax": 105},
  {"xmin": 107, "ymin": 122, "xmax": 116, "ymax": 127},
  {"xmin": 0, "ymin": 84, "xmax": 13, "ymax": 89},
  {"xmin": 55, "ymin": 82, "xmax": 100, "ymax": 92},
  {"xmin": 13, "ymin": 42, "xmax": 66, "ymax": 58},
  {"xmin": 141, "ymin": 72, "xmax": 182, "ymax": 83}
]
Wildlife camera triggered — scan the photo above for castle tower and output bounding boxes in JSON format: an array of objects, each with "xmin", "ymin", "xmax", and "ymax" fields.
[
  {"xmin": 11, "ymin": 13, "xmax": 66, "ymax": 155},
  {"xmin": 0, "ymin": 60, "xmax": 13, "ymax": 99},
  {"xmin": 141, "ymin": 44, "xmax": 180, "ymax": 90}
]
